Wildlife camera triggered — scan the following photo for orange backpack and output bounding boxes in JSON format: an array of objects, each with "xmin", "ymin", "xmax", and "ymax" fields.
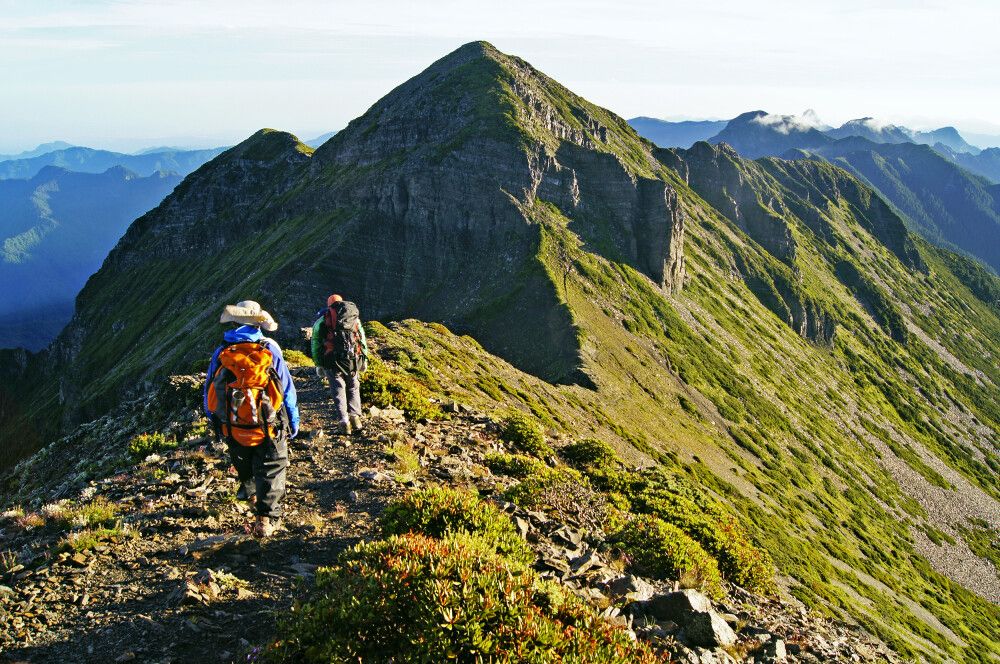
[{"xmin": 206, "ymin": 341, "xmax": 284, "ymax": 446}]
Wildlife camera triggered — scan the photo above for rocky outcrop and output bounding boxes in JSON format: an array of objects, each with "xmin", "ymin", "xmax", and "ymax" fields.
[{"xmin": 664, "ymin": 142, "xmax": 795, "ymax": 265}]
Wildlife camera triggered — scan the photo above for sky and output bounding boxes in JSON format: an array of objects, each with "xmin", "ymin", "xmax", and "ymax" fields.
[{"xmin": 2, "ymin": 0, "xmax": 1000, "ymax": 153}]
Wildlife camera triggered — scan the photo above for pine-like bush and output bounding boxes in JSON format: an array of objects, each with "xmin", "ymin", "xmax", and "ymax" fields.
[
  {"xmin": 379, "ymin": 487, "xmax": 533, "ymax": 564},
  {"xmin": 610, "ymin": 514, "xmax": 724, "ymax": 599},
  {"xmin": 263, "ymin": 533, "xmax": 666, "ymax": 663}
]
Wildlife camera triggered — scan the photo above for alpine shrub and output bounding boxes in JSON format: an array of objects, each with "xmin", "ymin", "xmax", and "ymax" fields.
[
  {"xmin": 485, "ymin": 452, "xmax": 547, "ymax": 478},
  {"xmin": 561, "ymin": 438, "xmax": 620, "ymax": 468},
  {"xmin": 127, "ymin": 432, "xmax": 177, "ymax": 459},
  {"xmin": 264, "ymin": 533, "xmax": 666, "ymax": 663},
  {"xmin": 379, "ymin": 487, "xmax": 534, "ymax": 564},
  {"xmin": 630, "ymin": 473, "xmax": 776, "ymax": 594},
  {"xmin": 610, "ymin": 515, "xmax": 724, "ymax": 599},
  {"xmin": 56, "ymin": 497, "xmax": 118, "ymax": 529},
  {"xmin": 505, "ymin": 467, "xmax": 608, "ymax": 533},
  {"xmin": 282, "ymin": 349, "xmax": 314, "ymax": 368},
  {"xmin": 498, "ymin": 410, "xmax": 553, "ymax": 457},
  {"xmin": 360, "ymin": 359, "xmax": 442, "ymax": 421}
]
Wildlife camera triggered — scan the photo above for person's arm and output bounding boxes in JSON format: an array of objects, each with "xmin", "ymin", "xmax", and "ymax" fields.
[
  {"xmin": 203, "ymin": 347, "xmax": 222, "ymax": 418},
  {"xmin": 268, "ymin": 340, "xmax": 300, "ymax": 435}
]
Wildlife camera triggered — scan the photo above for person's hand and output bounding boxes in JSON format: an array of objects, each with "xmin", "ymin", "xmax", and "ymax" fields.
[{"xmin": 289, "ymin": 422, "xmax": 300, "ymax": 439}]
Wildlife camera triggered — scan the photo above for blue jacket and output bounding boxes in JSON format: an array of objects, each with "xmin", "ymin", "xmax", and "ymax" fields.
[{"xmin": 203, "ymin": 325, "xmax": 300, "ymax": 431}]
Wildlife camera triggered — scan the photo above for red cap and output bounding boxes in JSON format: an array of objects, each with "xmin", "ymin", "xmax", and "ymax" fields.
[{"xmin": 327, "ymin": 294, "xmax": 343, "ymax": 306}]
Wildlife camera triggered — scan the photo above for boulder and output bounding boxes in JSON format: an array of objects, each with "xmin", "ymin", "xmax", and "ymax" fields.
[
  {"xmin": 683, "ymin": 610, "xmax": 737, "ymax": 648},
  {"xmin": 758, "ymin": 637, "xmax": 787, "ymax": 662},
  {"xmin": 606, "ymin": 574, "xmax": 656, "ymax": 602},
  {"xmin": 648, "ymin": 589, "xmax": 713, "ymax": 621}
]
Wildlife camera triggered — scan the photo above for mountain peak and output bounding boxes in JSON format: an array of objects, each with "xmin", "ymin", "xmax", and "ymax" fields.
[{"xmin": 225, "ymin": 128, "xmax": 312, "ymax": 162}]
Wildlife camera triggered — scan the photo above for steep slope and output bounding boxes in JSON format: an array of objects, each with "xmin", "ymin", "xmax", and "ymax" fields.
[
  {"xmin": 791, "ymin": 138, "xmax": 1000, "ymax": 272},
  {"xmin": 628, "ymin": 117, "xmax": 729, "ymax": 148},
  {"xmin": 939, "ymin": 145, "xmax": 1000, "ymax": 183},
  {"xmin": 0, "ymin": 146, "xmax": 226, "ymax": 180},
  {"xmin": 0, "ymin": 166, "xmax": 183, "ymax": 349},
  {"xmin": 1, "ymin": 42, "xmax": 998, "ymax": 662},
  {"xmin": 708, "ymin": 111, "xmax": 832, "ymax": 159}
]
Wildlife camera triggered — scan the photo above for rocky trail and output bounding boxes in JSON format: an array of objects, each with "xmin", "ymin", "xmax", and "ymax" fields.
[{"xmin": 1, "ymin": 369, "xmax": 899, "ymax": 663}]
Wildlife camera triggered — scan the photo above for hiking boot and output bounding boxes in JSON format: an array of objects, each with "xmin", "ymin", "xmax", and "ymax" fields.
[
  {"xmin": 236, "ymin": 483, "xmax": 254, "ymax": 502},
  {"xmin": 335, "ymin": 421, "xmax": 351, "ymax": 436},
  {"xmin": 253, "ymin": 516, "xmax": 280, "ymax": 538},
  {"xmin": 349, "ymin": 414, "xmax": 364, "ymax": 433}
]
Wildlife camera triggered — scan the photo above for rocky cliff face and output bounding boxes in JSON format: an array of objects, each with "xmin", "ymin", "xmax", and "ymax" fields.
[{"xmin": 662, "ymin": 142, "xmax": 796, "ymax": 264}]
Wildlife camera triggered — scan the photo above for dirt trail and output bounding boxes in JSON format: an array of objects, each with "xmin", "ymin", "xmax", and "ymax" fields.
[{"xmin": 1, "ymin": 369, "xmax": 436, "ymax": 663}]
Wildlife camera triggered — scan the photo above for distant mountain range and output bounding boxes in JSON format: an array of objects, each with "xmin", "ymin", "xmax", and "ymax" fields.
[
  {"xmin": 0, "ymin": 145, "xmax": 227, "ymax": 180},
  {"xmin": 0, "ymin": 166, "xmax": 182, "ymax": 350},
  {"xmin": 0, "ymin": 141, "xmax": 76, "ymax": 161},
  {"xmin": 631, "ymin": 111, "xmax": 989, "ymax": 154},
  {"xmin": 787, "ymin": 138, "xmax": 1000, "ymax": 273},
  {"xmin": 631, "ymin": 111, "xmax": 1000, "ymax": 273},
  {"xmin": 304, "ymin": 131, "xmax": 337, "ymax": 148}
]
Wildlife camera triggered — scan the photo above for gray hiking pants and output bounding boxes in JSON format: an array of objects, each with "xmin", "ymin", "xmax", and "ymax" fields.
[
  {"xmin": 325, "ymin": 369, "xmax": 361, "ymax": 424},
  {"xmin": 228, "ymin": 436, "xmax": 288, "ymax": 518}
]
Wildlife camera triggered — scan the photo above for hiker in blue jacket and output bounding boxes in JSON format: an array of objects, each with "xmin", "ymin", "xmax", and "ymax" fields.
[{"xmin": 203, "ymin": 300, "xmax": 299, "ymax": 538}]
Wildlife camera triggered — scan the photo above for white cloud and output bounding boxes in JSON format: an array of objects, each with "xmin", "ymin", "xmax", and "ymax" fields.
[{"xmin": 751, "ymin": 110, "xmax": 827, "ymax": 135}]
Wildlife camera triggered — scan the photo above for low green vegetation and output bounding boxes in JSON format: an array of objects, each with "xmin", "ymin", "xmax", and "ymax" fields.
[
  {"xmin": 264, "ymin": 533, "xmax": 665, "ymax": 663},
  {"xmin": 505, "ymin": 467, "xmax": 608, "ymax": 532},
  {"xmin": 625, "ymin": 470, "xmax": 777, "ymax": 595},
  {"xmin": 561, "ymin": 438, "xmax": 620, "ymax": 468},
  {"xmin": 379, "ymin": 487, "xmax": 534, "ymax": 564},
  {"xmin": 55, "ymin": 525, "xmax": 133, "ymax": 553},
  {"xmin": 360, "ymin": 357, "xmax": 442, "ymax": 421},
  {"xmin": 485, "ymin": 452, "xmax": 547, "ymax": 478},
  {"xmin": 383, "ymin": 440, "xmax": 421, "ymax": 480},
  {"xmin": 610, "ymin": 514, "xmax": 724, "ymax": 599},
  {"xmin": 498, "ymin": 410, "xmax": 553, "ymax": 458},
  {"xmin": 282, "ymin": 349, "xmax": 314, "ymax": 368},
  {"xmin": 128, "ymin": 432, "xmax": 177, "ymax": 459}
]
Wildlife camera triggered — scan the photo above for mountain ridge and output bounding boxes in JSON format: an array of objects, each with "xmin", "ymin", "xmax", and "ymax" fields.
[{"xmin": 1, "ymin": 41, "xmax": 998, "ymax": 662}]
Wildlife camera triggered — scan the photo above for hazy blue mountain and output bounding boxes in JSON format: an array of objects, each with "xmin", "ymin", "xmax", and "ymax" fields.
[
  {"xmin": 304, "ymin": 131, "xmax": 337, "ymax": 148},
  {"xmin": 912, "ymin": 126, "xmax": 978, "ymax": 153},
  {"xmin": 0, "ymin": 146, "xmax": 226, "ymax": 180},
  {"xmin": 132, "ymin": 145, "xmax": 188, "ymax": 154},
  {"xmin": 0, "ymin": 166, "xmax": 182, "ymax": 350},
  {"xmin": 627, "ymin": 117, "xmax": 728, "ymax": 148},
  {"xmin": 708, "ymin": 110, "xmax": 832, "ymax": 158},
  {"xmin": 826, "ymin": 118, "xmax": 912, "ymax": 143},
  {"xmin": 0, "ymin": 141, "xmax": 76, "ymax": 162}
]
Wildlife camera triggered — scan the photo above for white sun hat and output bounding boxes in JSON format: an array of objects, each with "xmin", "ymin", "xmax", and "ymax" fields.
[{"xmin": 219, "ymin": 300, "xmax": 278, "ymax": 332}]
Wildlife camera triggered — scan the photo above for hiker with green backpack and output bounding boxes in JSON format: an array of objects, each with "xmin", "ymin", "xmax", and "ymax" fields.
[
  {"xmin": 204, "ymin": 300, "xmax": 300, "ymax": 538},
  {"xmin": 311, "ymin": 294, "xmax": 369, "ymax": 434}
]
